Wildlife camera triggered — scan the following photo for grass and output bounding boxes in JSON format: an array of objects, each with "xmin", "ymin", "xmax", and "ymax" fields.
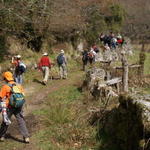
[
  {"xmin": 128, "ymin": 48, "xmax": 150, "ymax": 75},
  {"xmin": 32, "ymin": 83, "xmax": 96, "ymax": 150}
]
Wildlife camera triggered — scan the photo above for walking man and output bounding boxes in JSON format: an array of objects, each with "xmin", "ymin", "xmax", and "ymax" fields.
[
  {"xmin": 0, "ymin": 71, "xmax": 29, "ymax": 143},
  {"xmin": 57, "ymin": 50, "xmax": 67, "ymax": 79},
  {"xmin": 14, "ymin": 55, "xmax": 26, "ymax": 84},
  {"xmin": 88, "ymin": 48, "xmax": 96, "ymax": 65},
  {"xmin": 82, "ymin": 49, "xmax": 89, "ymax": 71},
  {"xmin": 38, "ymin": 52, "xmax": 52, "ymax": 85}
]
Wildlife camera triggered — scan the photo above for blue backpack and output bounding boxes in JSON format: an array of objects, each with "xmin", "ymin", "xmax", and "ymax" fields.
[
  {"xmin": 57, "ymin": 54, "xmax": 64, "ymax": 65},
  {"xmin": 8, "ymin": 84, "xmax": 25, "ymax": 108}
]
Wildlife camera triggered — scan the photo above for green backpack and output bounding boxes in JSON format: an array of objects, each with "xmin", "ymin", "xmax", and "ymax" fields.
[{"xmin": 8, "ymin": 84, "xmax": 25, "ymax": 108}]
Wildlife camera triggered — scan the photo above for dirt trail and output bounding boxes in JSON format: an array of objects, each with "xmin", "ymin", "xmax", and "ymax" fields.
[{"xmin": 25, "ymin": 72, "xmax": 82, "ymax": 115}]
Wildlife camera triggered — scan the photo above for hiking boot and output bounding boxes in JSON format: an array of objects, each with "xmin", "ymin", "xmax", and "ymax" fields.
[
  {"xmin": 24, "ymin": 137, "xmax": 30, "ymax": 143},
  {"xmin": 0, "ymin": 137, "xmax": 5, "ymax": 142}
]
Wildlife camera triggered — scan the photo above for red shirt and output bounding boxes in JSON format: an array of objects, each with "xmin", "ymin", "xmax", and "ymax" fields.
[{"xmin": 38, "ymin": 56, "xmax": 51, "ymax": 68}]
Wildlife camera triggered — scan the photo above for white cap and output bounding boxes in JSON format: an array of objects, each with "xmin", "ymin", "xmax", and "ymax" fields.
[
  {"xmin": 16, "ymin": 55, "xmax": 21, "ymax": 58},
  {"xmin": 43, "ymin": 52, "xmax": 48, "ymax": 56},
  {"xmin": 60, "ymin": 49, "xmax": 64, "ymax": 54}
]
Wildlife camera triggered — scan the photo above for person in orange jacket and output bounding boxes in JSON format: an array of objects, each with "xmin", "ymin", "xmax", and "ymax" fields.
[{"xmin": 0, "ymin": 71, "xmax": 29, "ymax": 143}]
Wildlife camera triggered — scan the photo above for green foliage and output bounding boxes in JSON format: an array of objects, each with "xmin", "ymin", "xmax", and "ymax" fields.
[
  {"xmin": 84, "ymin": 5, "xmax": 107, "ymax": 45},
  {"xmin": 0, "ymin": 36, "xmax": 7, "ymax": 62},
  {"xmin": 110, "ymin": 4, "xmax": 125, "ymax": 24},
  {"xmin": 105, "ymin": 4, "xmax": 125, "ymax": 32},
  {"xmin": 84, "ymin": 3, "xmax": 126, "ymax": 45}
]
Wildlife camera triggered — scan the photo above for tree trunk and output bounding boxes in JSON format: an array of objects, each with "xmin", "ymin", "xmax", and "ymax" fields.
[{"xmin": 139, "ymin": 43, "xmax": 146, "ymax": 76}]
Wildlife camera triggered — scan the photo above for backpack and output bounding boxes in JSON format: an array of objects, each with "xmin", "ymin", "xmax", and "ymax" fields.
[
  {"xmin": 88, "ymin": 52, "xmax": 94, "ymax": 59},
  {"xmin": 16, "ymin": 62, "xmax": 26, "ymax": 75},
  {"xmin": 94, "ymin": 47, "xmax": 99, "ymax": 53},
  {"xmin": 19, "ymin": 62, "xmax": 26, "ymax": 74},
  {"xmin": 82, "ymin": 51, "xmax": 88, "ymax": 61},
  {"xmin": 57, "ymin": 54, "xmax": 64, "ymax": 65},
  {"xmin": 8, "ymin": 84, "xmax": 25, "ymax": 108}
]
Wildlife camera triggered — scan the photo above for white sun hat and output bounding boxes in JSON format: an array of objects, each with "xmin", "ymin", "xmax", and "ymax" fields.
[
  {"xmin": 43, "ymin": 52, "xmax": 48, "ymax": 56},
  {"xmin": 60, "ymin": 49, "xmax": 64, "ymax": 54},
  {"xmin": 16, "ymin": 55, "xmax": 21, "ymax": 58}
]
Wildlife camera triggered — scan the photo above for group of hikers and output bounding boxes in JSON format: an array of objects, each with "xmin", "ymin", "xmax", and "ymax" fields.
[
  {"xmin": 0, "ymin": 49, "xmax": 67, "ymax": 143},
  {"xmin": 38, "ymin": 49, "xmax": 67, "ymax": 85},
  {"xmin": 99, "ymin": 32, "xmax": 124, "ymax": 50},
  {"xmin": 81, "ymin": 32, "xmax": 124, "ymax": 70},
  {"xmin": 81, "ymin": 45, "xmax": 97, "ymax": 70},
  {"xmin": 0, "ymin": 31, "xmax": 124, "ymax": 144}
]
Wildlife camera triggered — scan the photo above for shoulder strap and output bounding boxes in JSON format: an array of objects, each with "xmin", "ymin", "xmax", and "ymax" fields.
[
  {"xmin": 7, "ymin": 83, "xmax": 16, "ymax": 88},
  {"xmin": 19, "ymin": 62, "xmax": 26, "ymax": 68}
]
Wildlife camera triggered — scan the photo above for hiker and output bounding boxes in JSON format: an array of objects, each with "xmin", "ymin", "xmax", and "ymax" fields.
[
  {"xmin": 117, "ymin": 35, "xmax": 124, "ymax": 46},
  {"xmin": 57, "ymin": 50, "xmax": 67, "ymax": 79},
  {"xmin": 14, "ymin": 55, "xmax": 26, "ymax": 84},
  {"xmin": 82, "ymin": 49, "xmax": 89, "ymax": 71},
  {"xmin": 111, "ymin": 37, "xmax": 117, "ymax": 49},
  {"xmin": 0, "ymin": 71, "xmax": 29, "ymax": 143},
  {"xmin": 38, "ymin": 52, "xmax": 52, "ymax": 85},
  {"xmin": 102, "ymin": 34, "xmax": 109, "ymax": 45},
  {"xmin": 99, "ymin": 33, "xmax": 105, "ymax": 42},
  {"xmin": 88, "ymin": 48, "xmax": 96, "ymax": 65},
  {"xmin": 106, "ymin": 32, "xmax": 114, "ymax": 47},
  {"xmin": 92, "ymin": 44, "xmax": 99, "ymax": 53},
  {"xmin": 104, "ymin": 44, "xmax": 110, "ymax": 51}
]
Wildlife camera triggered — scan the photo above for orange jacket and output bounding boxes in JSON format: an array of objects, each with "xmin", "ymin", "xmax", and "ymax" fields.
[{"xmin": 0, "ymin": 81, "xmax": 24, "ymax": 107}]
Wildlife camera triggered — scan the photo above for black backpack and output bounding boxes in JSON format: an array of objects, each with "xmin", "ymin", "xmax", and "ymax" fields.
[
  {"xmin": 82, "ymin": 51, "xmax": 88, "ymax": 61},
  {"xmin": 15, "ymin": 62, "xmax": 26, "ymax": 75}
]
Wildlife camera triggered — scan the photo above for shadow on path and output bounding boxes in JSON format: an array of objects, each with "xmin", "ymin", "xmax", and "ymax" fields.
[
  {"xmin": 5, "ymin": 134, "xmax": 25, "ymax": 143},
  {"xmin": 33, "ymin": 79, "xmax": 44, "ymax": 85}
]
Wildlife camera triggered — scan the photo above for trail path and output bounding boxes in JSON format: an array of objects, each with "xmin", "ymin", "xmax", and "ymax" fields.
[{"xmin": 24, "ymin": 71, "xmax": 83, "ymax": 115}]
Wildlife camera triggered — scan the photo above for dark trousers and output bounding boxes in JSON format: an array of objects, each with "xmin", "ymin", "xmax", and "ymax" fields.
[
  {"xmin": 0, "ymin": 107, "xmax": 29, "ymax": 138},
  {"xmin": 82, "ymin": 60, "xmax": 88, "ymax": 71}
]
